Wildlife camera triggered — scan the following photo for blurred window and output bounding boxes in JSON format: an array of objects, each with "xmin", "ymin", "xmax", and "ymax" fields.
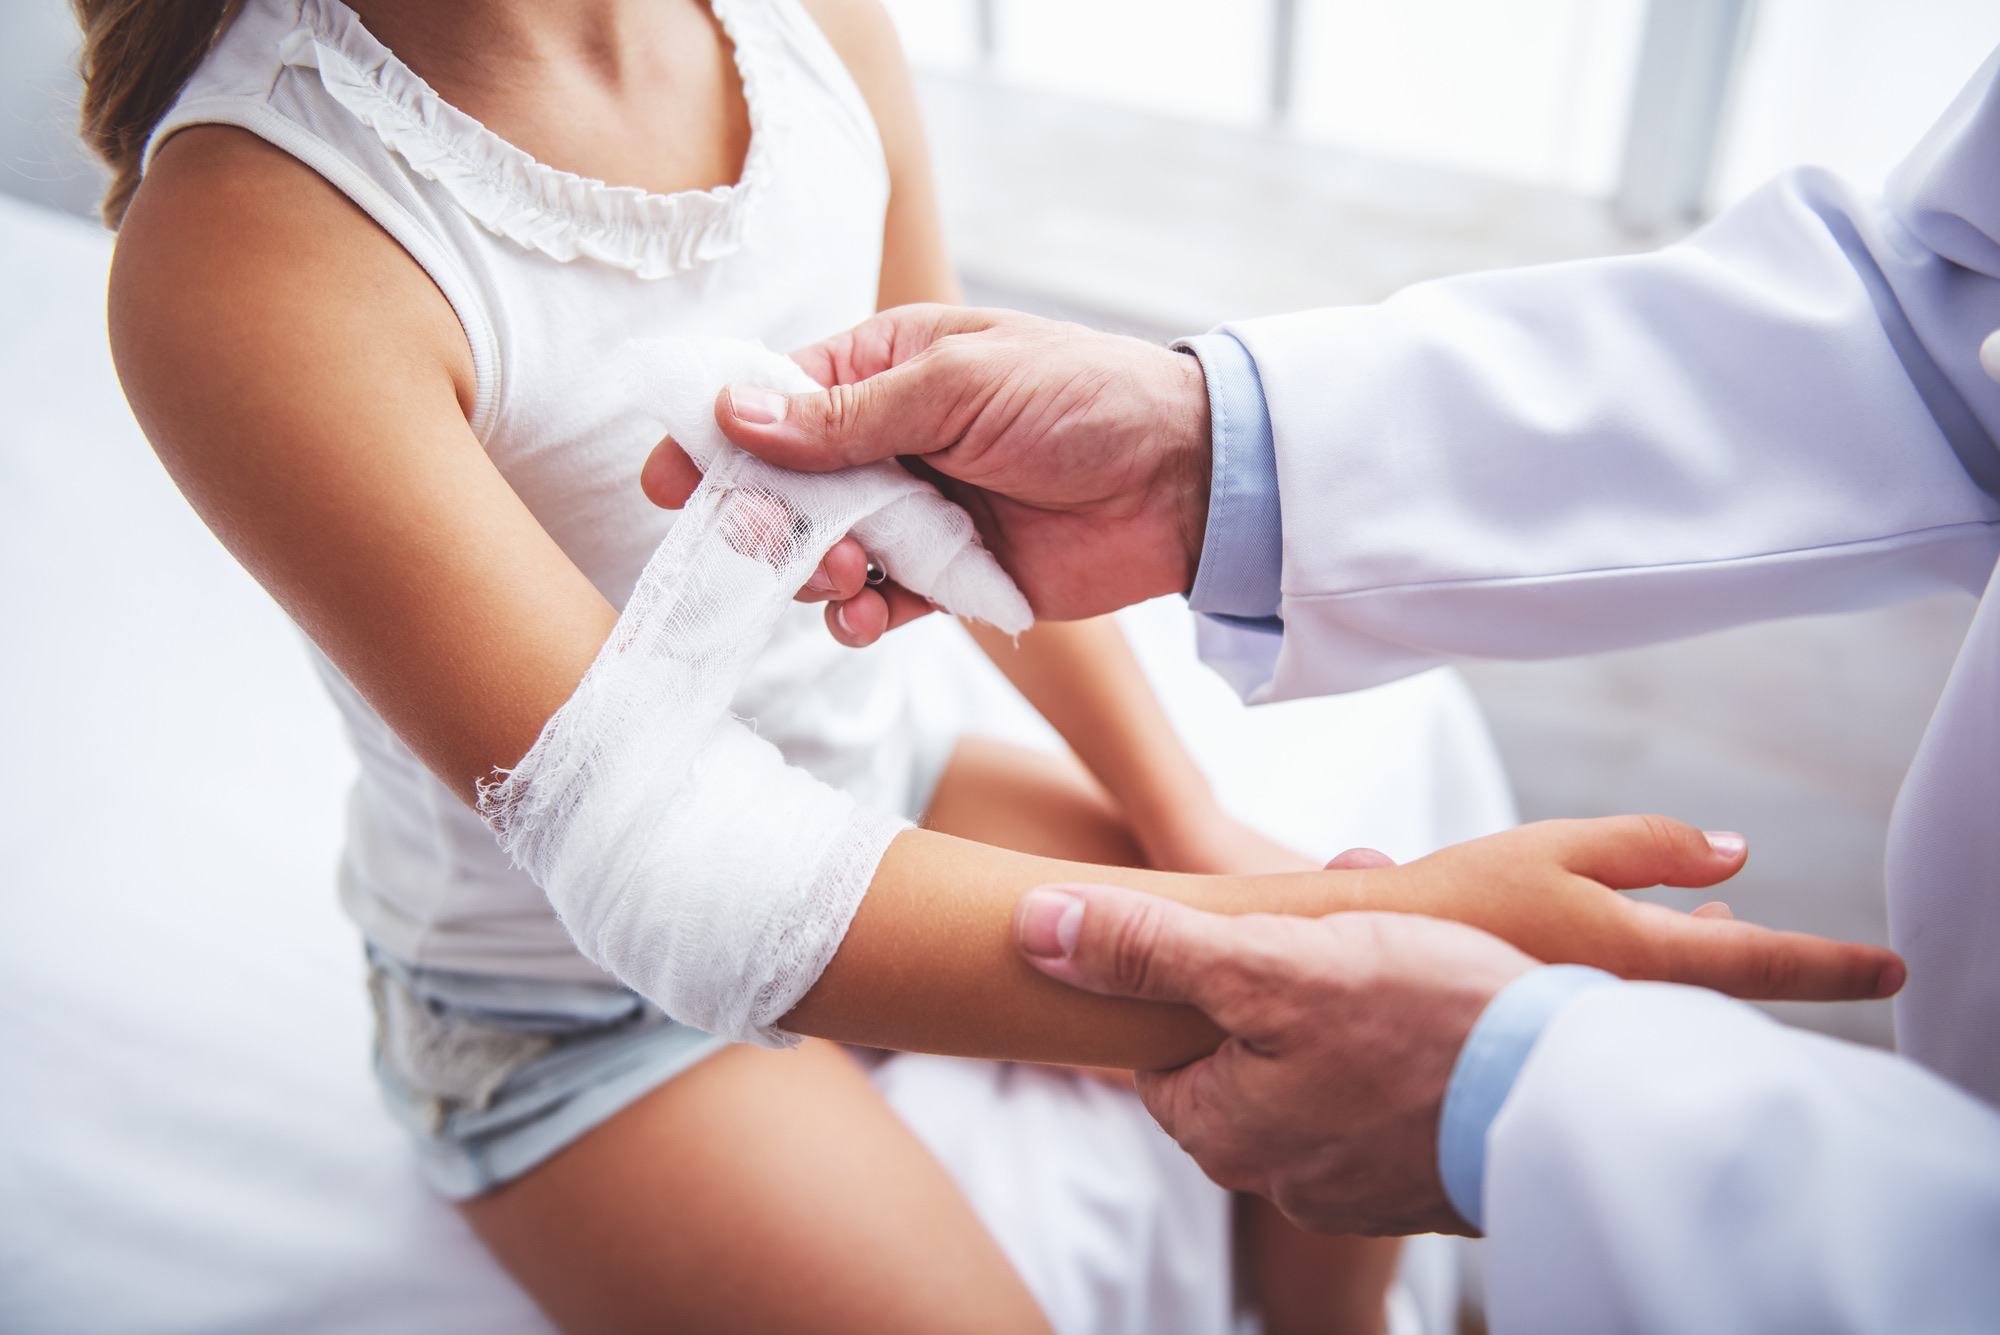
[{"xmin": 883, "ymin": 0, "xmax": 2000, "ymax": 213}]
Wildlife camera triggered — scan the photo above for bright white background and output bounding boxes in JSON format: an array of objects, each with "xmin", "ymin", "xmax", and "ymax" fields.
[{"xmin": 883, "ymin": 0, "xmax": 2000, "ymax": 206}]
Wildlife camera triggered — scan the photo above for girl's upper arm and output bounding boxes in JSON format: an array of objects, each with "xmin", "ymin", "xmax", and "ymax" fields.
[
  {"xmin": 110, "ymin": 126, "xmax": 618, "ymax": 802},
  {"xmin": 798, "ymin": 0, "xmax": 961, "ymax": 309}
]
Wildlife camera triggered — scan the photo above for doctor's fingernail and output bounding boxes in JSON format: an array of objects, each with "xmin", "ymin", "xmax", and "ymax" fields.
[
  {"xmin": 805, "ymin": 562, "xmax": 836, "ymax": 594},
  {"xmin": 1016, "ymin": 888, "xmax": 1085, "ymax": 959},
  {"xmin": 1877, "ymin": 960, "xmax": 1907, "ymax": 999},
  {"xmin": 1703, "ymin": 831, "xmax": 1746, "ymax": 858},
  {"xmin": 727, "ymin": 386, "xmax": 789, "ymax": 426}
]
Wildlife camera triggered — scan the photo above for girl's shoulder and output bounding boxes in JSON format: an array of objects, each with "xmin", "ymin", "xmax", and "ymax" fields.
[
  {"xmin": 795, "ymin": 0, "xmax": 905, "ymax": 86},
  {"xmin": 112, "ymin": 124, "xmax": 476, "ymax": 460},
  {"xmin": 794, "ymin": 0, "xmax": 919, "ymax": 136}
]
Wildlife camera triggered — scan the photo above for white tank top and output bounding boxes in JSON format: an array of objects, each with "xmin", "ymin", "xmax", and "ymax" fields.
[{"xmin": 149, "ymin": 0, "xmax": 925, "ymax": 982}]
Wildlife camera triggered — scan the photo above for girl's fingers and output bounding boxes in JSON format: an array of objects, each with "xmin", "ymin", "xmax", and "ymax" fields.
[
  {"xmin": 1535, "ymin": 815, "xmax": 1748, "ymax": 891},
  {"xmin": 1612, "ymin": 899, "xmax": 1907, "ymax": 1001},
  {"xmin": 1453, "ymin": 818, "xmax": 1896, "ymax": 1001}
]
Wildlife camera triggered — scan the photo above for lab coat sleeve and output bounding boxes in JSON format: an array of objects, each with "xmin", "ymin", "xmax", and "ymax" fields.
[
  {"xmin": 1481, "ymin": 982, "xmax": 2000, "ymax": 1334},
  {"xmin": 1213, "ymin": 49, "xmax": 2000, "ymax": 704}
]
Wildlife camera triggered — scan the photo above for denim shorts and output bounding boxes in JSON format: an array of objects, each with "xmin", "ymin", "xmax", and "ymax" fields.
[{"xmin": 366, "ymin": 945, "xmax": 730, "ymax": 1200}]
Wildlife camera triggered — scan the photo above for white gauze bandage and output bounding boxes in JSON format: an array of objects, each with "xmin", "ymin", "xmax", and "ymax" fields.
[{"xmin": 480, "ymin": 339, "xmax": 1031, "ymax": 1046}]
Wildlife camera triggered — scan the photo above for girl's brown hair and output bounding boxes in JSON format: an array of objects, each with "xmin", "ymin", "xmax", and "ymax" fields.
[{"xmin": 71, "ymin": 0, "xmax": 245, "ymax": 227}]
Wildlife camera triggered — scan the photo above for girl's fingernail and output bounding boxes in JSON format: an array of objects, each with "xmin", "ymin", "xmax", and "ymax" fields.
[
  {"xmin": 1016, "ymin": 889, "xmax": 1085, "ymax": 959},
  {"xmin": 1704, "ymin": 831, "xmax": 1746, "ymax": 858},
  {"xmin": 833, "ymin": 601, "xmax": 855, "ymax": 637},
  {"xmin": 805, "ymin": 562, "xmax": 836, "ymax": 594},
  {"xmin": 1877, "ymin": 960, "xmax": 1907, "ymax": 999},
  {"xmin": 728, "ymin": 386, "xmax": 789, "ymax": 425}
]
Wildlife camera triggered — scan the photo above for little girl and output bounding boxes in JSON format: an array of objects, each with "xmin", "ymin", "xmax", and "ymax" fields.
[
  {"xmin": 79, "ymin": 0, "xmax": 1412, "ymax": 1327},
  {"xmin": 78, "ymin": 1, "xmax": 1840, "ymax": 1331}
]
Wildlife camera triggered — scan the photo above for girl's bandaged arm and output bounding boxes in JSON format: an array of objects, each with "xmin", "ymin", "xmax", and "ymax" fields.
[{"xmin": 472, "ymin": 338, "xmax": 1048, "ymax": 1045}]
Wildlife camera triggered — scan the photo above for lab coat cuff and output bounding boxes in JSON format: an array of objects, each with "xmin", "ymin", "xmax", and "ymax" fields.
[
  {"xmin": 1437, "ymin": 964, "xmax": 1622, "ymax": 1232},
  {"xmin": 1192, "ymin": 612, "xmax": 1285, "ymax": 701},
  {"xmin": 1175, "ymin": 333, "xmax": 1284, "ymax": 623}
]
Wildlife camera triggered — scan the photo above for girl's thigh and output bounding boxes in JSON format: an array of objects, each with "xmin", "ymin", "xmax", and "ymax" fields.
[
  {"xmin": 459, "ymin": 1038, "xmax": 1052, "ymax": 1335},
  {"xmin": 922, "ymin": 734, "xmax": 1144, "ymax": 866},
  {"xmin": 1241, "ymin": 1194, "xmax": 1404, "ymax": 1335}
]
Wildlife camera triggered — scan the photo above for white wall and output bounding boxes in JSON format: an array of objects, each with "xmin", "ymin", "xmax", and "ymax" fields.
[
  {"xmin": 885, "ymin": 0, "xmax": 1643, "ymax": 193},
  {"xmin": 1288, "ymin": 0, "xmax": 1645, "ymax": 196},
  {"xmin": 1713, "ymin": 0, "xmax": 2000, "ymax": 207},
  {"xmin": 993, "ymin": 0, "xmax": 1276, "ymax": 128}
]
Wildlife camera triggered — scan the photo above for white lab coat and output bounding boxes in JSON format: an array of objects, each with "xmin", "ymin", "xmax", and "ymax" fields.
[{"xmin": 1205, "ymin": 46, "xmax": 2000, "ymax": 1334}]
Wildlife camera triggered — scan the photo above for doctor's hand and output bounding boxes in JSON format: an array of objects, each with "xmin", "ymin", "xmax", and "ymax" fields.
[
  {"xmin": 1010, "ymin": 816, "xmax": 1907, "ymax": 1235},
  {"xmin": 640, "ymin": 305, "xmax": 1210, "ymax": 644},
  {"xmin": 1020, "ymin": 887, "xmax": 1531, "ymax": 1236}
]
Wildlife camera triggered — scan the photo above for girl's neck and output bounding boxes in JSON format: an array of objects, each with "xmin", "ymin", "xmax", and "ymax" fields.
[
  {"xmin": 349, "ymin": 0, "xmax": 646, "ymax": 98},
  {"xmin": 345, "ymin": 0, "xmax": 750, "ymax": 197}
]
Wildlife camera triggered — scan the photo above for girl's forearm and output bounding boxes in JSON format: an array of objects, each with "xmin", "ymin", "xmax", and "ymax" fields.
[{"xmin": 782, "ymin": 828, "xmax": 1356, "ymax": 1069}]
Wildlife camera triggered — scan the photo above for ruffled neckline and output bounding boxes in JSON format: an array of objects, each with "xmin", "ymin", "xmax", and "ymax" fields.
[{"xmin": 286, "ymin": 0, "xmax": 776, "ymax": 278}]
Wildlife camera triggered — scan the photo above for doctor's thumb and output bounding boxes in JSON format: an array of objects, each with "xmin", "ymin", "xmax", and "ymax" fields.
[
  {"xmin": 1014, "ymin": 883, "xmax": 1243, "ymax": 1014},
  {"xmin": 715, "ymin": 359, "xmax": 957, "ymax": 474}
]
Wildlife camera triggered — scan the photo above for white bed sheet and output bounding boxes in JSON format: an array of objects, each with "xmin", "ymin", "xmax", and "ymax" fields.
[
  {"xmin": 0, "ymin": 195, "xmax": 552, "ymax": 1334},
  {"xmin": 0, "ymin": 193, "xmax": 1508, "ymax": 1333}
]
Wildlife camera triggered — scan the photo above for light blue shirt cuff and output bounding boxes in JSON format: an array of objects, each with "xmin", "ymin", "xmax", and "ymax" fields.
[
  {"xmin": 1437, "ymin": 964, "xmax": 1623, "ymax": 1232},
  {"xmin": 1174, "ymin": 333, "xmax": 1283, "ymax": 632}
]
